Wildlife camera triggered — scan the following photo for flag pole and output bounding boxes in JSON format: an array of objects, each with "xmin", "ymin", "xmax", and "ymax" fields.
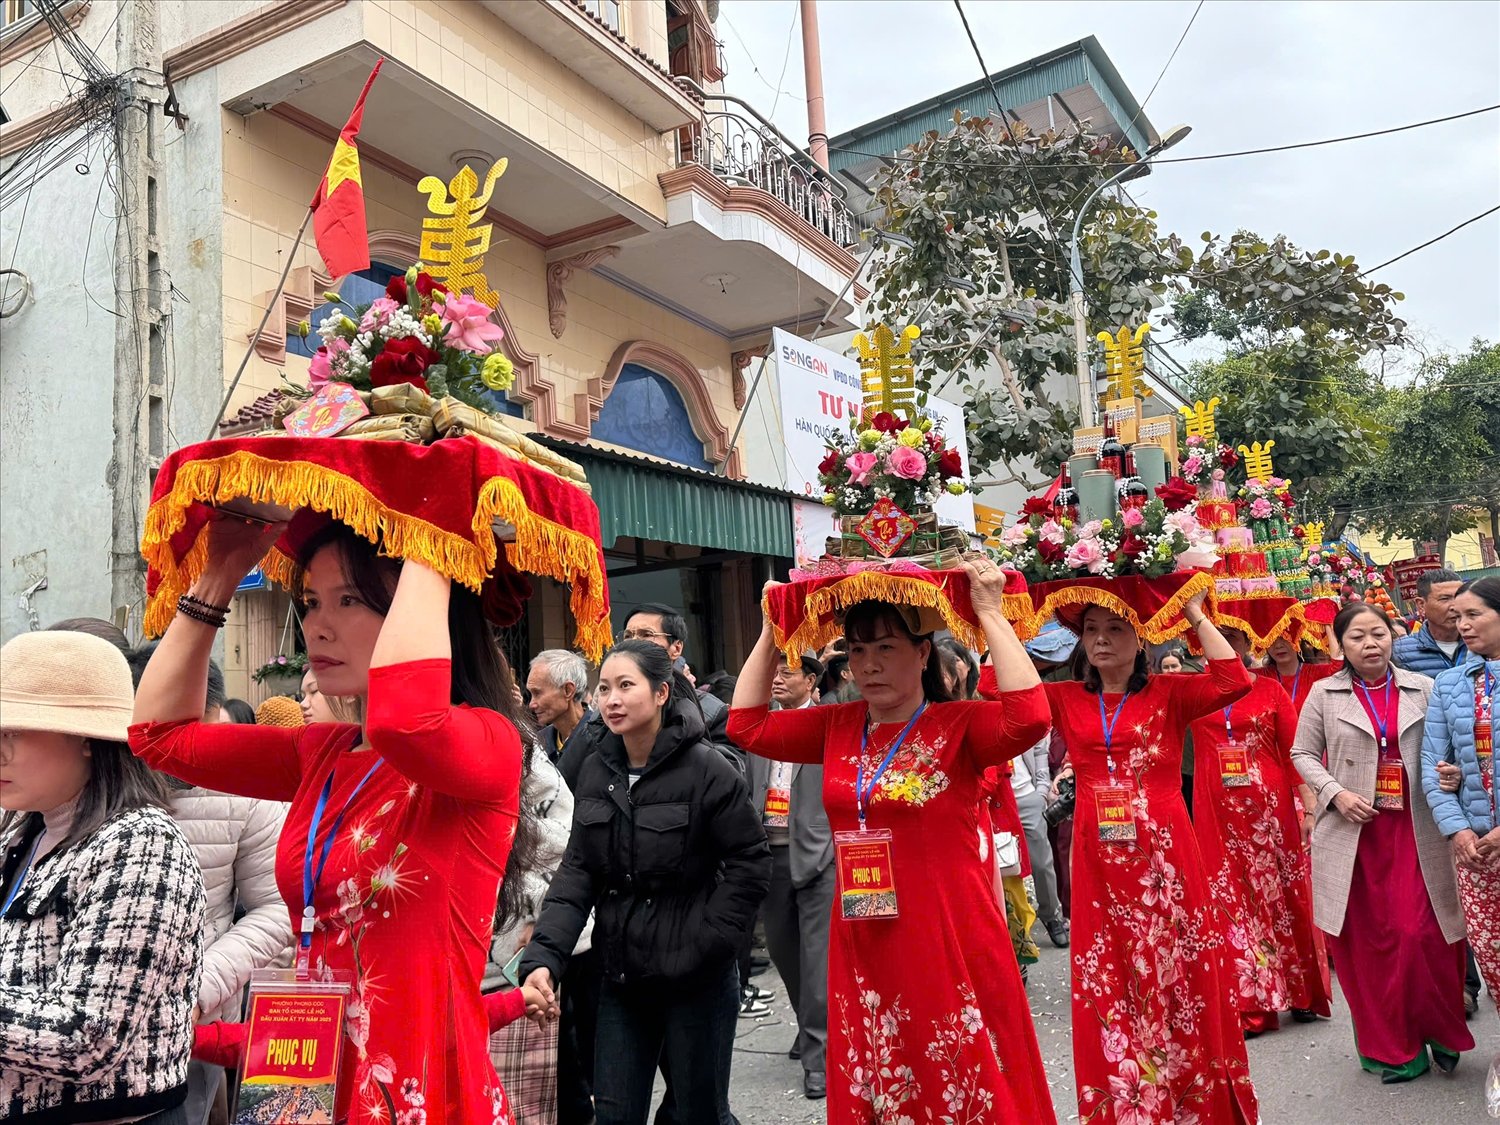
[{"xmin": 207, "ymin": 206, "xmax": 316, "ymax": 441}]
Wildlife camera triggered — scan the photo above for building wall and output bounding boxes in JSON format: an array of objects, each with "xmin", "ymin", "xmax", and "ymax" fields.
[{"xmin": 0, "ymin": 137, "xmax": 119, "ymax": 640}]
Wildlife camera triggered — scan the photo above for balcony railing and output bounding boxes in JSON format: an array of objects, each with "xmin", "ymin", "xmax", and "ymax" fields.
[{"xmin": 673, "ymin": 80, "xmax": 857, "ymax": 249}]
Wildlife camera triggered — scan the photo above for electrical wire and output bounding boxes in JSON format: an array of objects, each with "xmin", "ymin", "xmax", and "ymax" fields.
[
  {"xmin": 1363, "ymin": 205, "xmax": 1499, "ymax": 275},
  {"xmin": 951, "ymin": 0, "xmax": 1069, "ymax": 295},
  {"xmin": 718, "ymin": 7, "xmax": 804, "ymax": 104},
  {"xmin": 767, "ymin": 2, "xmax": 800, "ymax": 120},
  {"xmin": 1118, "ymin": 0, "xmax": 1204, "ymax": 145},
  {"xmin": 827, "ymin": 104, "xmax": 1500, "ymax": 171}
]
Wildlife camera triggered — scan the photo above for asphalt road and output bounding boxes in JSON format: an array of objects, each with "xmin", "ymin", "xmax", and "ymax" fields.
[{"xmin": 727, "ymin": 932, "xmax": 1500, "ymax": 1124}]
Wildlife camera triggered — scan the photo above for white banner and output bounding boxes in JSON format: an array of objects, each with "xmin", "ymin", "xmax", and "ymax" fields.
[{"xmin": 771, "ymin": 328, "xmax": 975, "ymax": 534}]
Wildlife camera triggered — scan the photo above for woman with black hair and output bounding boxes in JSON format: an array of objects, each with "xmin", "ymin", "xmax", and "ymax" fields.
[
  {"xmin": 2, "ymin": 630, "xmax": 206, "ymax": 1124},
  {"xmin": 1294, "ymin": 600, "xmax": 1467, "ymax": 1082},
  {"xmin": 130, "ymin": 516, "xmax": 537, "ymax": 1125},
  {"xmin": 1039, "ymin": 592, "xmax": 1259, "ymax": 1124},
  {"xmin": 728, "ymin": 559, "xmax": 1057, "ymax": 1125},
  {"xmin": 519, "ymin": 639, "xmax": 770, "ymax": 1125}
]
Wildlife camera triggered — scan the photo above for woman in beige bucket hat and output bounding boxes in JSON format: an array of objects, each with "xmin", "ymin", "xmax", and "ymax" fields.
[{"xmin": 0, "ymin": 629, "xmax": 207, "ymax": 1125}]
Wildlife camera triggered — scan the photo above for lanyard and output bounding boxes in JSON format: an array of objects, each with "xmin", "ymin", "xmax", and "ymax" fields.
[
  {"xmin": 1222, "ymin": 705, "xmax": 1236, "ymax": 745},
  {"xmin": 857, "ymin": 703, "xmax": 926, "ymax": 829},
  {"xmin": 301, "ymin": 758, "xmax": 384, "ymax": 949},
  {"xmin": 0, "ymin": 834, "xmax": 42, "ymax": 916},
  {"xmin": 1098, "ymin": 691, "xmax": 1134, "ymax": 779},
  {"xmin": 1482, "ymin": 668, "xmax": 1496, "ymax": 715},
  {"xmin": 1442, "ymin": 643, "xmax": 1464, "ymax": 669},
  {"xmin": 1354, "ymin": 673, "xmax": 1397, "ymax": 755},
  {"xmin": 1282, "ymin": 665, "xmax": 1303, "ymax": 704}
]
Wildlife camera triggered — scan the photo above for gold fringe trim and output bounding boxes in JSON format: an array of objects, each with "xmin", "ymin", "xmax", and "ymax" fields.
[
  {"xmin": 141, "ymin": 450, "xmax": 610, "ymax": 660},
  {"xmin": 1214, "ymin": 601, "xmax": 1307, "ymax": 657},
  {"xmin": 764, "ymin": 572, "xmax": 1035, "ymax": 662},
  {"xmin": 1028, "ymin": 572, "xmax": 1216, "ymax": 646}
]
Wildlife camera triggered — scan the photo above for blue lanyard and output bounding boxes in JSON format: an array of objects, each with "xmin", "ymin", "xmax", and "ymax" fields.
[
  {"xmin": 1, "ymin": 834, "xmax": 42, "ymax": 916},
  {"xmin": 857, "ymin": 703, "xmax": 926, "ymax": 827},
  {"xmin": 1354, "ymin": 673, "xmax": 1395, "ymax": 755},
  {"xmin": 301, "ymin": 757, "xmax": 384, "ymax": 948},
  {"xmin": 1098, "ymin": 691, "xmax": 1133, "ymax": 778},
  {"xmin": 1483, "ymin": 668, "xmax": 1496, "ymax": 713},
  {"xmin": 1283, "ymin": 665, "xmax": 1303, "ymax": 704},
  {"xmin": 1222, "ymin": 705, "xmax": 1236, "ymax": 745}
]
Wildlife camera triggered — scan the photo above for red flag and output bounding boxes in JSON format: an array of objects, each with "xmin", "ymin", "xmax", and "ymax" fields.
[{"xmin": 310, "ymin": 59, "xmax": 383, "ymax": 278}]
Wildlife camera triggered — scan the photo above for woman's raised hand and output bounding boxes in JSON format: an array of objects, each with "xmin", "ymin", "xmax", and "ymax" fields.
[
  {"xmin": 962, "ymin": 556, "xmax": 1011, "ymax": 617},
  {"xmin": 1331, "ymin": 789, "xmax": 1377, "ymax": 824},
  {"xmin": 204, "ymin": 511, "xmax": 288, "ymax": 586}
]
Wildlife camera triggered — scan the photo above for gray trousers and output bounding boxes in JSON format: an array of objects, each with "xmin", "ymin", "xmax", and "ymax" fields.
[
  {"xmin": 762, "ymin": 845, "xmax": 835, "ymax": 1076},
  {"xmin": 1015, "ymin": 789, "xmax": 1062, "ymax": 924}
]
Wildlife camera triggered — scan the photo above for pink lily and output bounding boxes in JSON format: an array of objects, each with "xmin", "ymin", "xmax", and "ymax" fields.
[{"xmin": 440, "ymin": 293, "xmax": 505, "ymax": 354}]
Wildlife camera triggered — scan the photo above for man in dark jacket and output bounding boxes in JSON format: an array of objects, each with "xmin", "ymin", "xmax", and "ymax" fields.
[
  {"xmin": 1393, "ymin": 568, "xmax": 1469, "ymax": 678},
  {"xmin": 521, "ymin": 688, "xmax": 770, "ymax": 1124},
  {"xmin": 747, "ymin": 652, "xmax": 834, "ymax": 1101}
]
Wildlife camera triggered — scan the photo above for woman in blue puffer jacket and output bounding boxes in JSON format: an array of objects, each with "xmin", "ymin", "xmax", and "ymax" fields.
[{"xmin": 1422, "ymin": 576, "xmax": 1500, "ymax": 1014}]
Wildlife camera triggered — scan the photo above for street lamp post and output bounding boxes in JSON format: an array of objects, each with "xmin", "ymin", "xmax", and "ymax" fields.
[{"xmin": 1068, "ymin": 124, "xmax": 1192, "ymax": 428}]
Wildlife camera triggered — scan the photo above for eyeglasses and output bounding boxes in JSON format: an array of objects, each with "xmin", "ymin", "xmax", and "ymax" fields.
[{"xmin": 620, "ymin": 628, "xmax": 675, "ymax": 642}]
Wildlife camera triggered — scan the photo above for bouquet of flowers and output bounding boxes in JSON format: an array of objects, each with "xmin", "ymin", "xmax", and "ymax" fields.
[
  {"xmin": 817, "ymin": 410, "xmax": 970, "ymax": 517},
  {"xmin": 252, "ymin": 651, "xmax": 309, "ymax": 684},
  {"xmin": 304, "ymin": 263, "xmax": 515, "ymax": 413},
  {"xmin": 1238, "ymin": 475, "xmax": 1295, "ymax": 525},
  {"xmin": 991, "ymin": 496, "xmax": 1215, "ymax": 584},
  {"xmin": 1180, "ymin": 434, "xmax": 1239, "ymax": 488}
]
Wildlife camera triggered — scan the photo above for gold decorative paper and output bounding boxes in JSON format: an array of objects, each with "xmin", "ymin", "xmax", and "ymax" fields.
[
  {"xmin": 1238, "ymin": 440, "xmax": 1276, "ymax": 481},
  {"xmin": 1097, "ymin": 324, "xmax": 1153, "ymax": 401},
  {"xmin": 855, "ymin": 323, "xmax": 921, "ymax": 421},
  {"xmin": 418, "ymin": 161, "xmax": 508, "ymax": 304},
  {"xmin": 1179, "ymin": 397, "xmax": 1221, "ymax": 441}
]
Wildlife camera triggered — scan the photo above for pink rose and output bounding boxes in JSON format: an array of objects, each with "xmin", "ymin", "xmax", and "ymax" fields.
[
  {"xmin": 1249, "ymin": 497, "xmax": 1273, "ymax": 519},
  {"xmin": 1001, "ymin": 522, "xmax": 1032, "ymax": 547},
  {"xmin": 1212, "ymin": 468, "xmax": 1225, "ymax": 481},
  {"xmin": 1186, "ymin": 434, "xmax": 1204, "ymax": 447},
  {"xmin": 358, "ymin": 297, "xmax": 400, "ymax": 333},
  {"xmin": 1121, "ymin": 507, "xmax": 1145, "ymax": 529},
  {"xmin": 1039, "ymin": 518, "xmax": 1066, "ymax": 544},
  {"xmin": 1181, "ymin": 455, "xmax": 1203, "ymax": 476},
  {"xmin": 306, "ymin": 336, "xmax": 349, "ymax": 389},
  {"xmin": 1065, "ymin": 537, "xmax": 1107, "ymax": 574},
  {"xmin": 885, "ymin": 445, "xmax": 928, "ymax": 481},
  {"xmin": 845, "ymin": 452, "xmax": 878, "ymax": 486}
]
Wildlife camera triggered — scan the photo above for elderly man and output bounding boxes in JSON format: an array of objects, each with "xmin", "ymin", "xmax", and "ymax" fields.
[
  {"xmin": 528, "ymin": 649, "xmax": 589, "ymax": 767},
  {"xmin": 747, "ymin": 652, "xmax": 834, "ymax": 1100},
  {"xmin": 1394, "ymin": 567, "xmax": 1469, "ymax": 677}
]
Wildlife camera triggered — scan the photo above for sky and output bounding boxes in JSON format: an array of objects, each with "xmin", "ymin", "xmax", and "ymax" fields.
[{"xmin": 717, "ymin": 0, "xmax": 1500, "ymax": 367}]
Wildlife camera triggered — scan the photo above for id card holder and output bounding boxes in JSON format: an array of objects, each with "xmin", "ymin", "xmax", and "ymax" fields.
[
  {"xmin": 763, "ymin": 787, "xmax": 791, "ymax": 828},
  {"xmin": 1478, "ymin": 718, "xmax": 1494, "ymax": 796},
  {"xmin": 235, "ymin": 968, "xmax": 352, "ymax": 1124},
  {"xmin": 1096, "ymin": 786, "xmax": 1137, "ymax": 843},
  {"xmin": 835, "ymin": 829, "xmax": 898, "ymax": 920},
  {"xmin": 1219, "ymin": 746, "xmax": 1252, "ymax": 788},
  {"xmin": 1374, "ymin": 759, "xmax": 1405, "ymax": 810}
]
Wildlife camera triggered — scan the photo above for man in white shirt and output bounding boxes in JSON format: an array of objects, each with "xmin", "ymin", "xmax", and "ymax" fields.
[{"xmin": 746, "ymin": 652, "xmax": 833, "ymax": 1100}]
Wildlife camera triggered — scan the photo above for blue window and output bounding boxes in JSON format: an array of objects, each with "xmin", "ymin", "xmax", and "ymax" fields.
[
  {"xmin": 289, "ymin": 262, "xmax": 524, "ymax": 418},
  {"xmin": 287, "ymin": 263, "xmax": 403, "ymax": 358},
  {"xmin": 592, "ymin": 363, "xmax": 710, "ymax": 469}
]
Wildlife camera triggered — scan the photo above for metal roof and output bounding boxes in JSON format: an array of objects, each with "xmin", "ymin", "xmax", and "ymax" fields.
[{"xmin": 827, "ymin": 36, "xmax": 1157, "ymax": 195}]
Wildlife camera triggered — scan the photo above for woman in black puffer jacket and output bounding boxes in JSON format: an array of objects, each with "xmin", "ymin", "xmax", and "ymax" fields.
[{"xmin": 520, "ymin": 640, "xmax": 769, "ymax": 1125}]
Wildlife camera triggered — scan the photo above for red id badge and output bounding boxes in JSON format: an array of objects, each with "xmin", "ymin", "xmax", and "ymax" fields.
[
  {"xmin": 1096, "ymin": 786, "xmax": 1137, "ymax": 843},
  {"xmin": 1219, "ymin": 746, "xmax": 1252, "ymax": 788},
  {"xmin": 763, "ymin": 787, "xmax": 791, "ymax": 828},
  {"xmin": 1374, "ymin": 759, "xmax": 1405, "ymax": 810},
  {"xmin": 235, "ymin": 970, "xmax": 351, "ymax": 1124},
  {"xmin": 835, "ymin": 829, "xmax": 898, "ymax": 920}
]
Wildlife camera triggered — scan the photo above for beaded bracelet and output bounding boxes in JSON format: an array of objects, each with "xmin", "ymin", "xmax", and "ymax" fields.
[
  {"xmin": 176, "ymin": 595, "xmax": 228, "ymax": 629},
  {"xmin": 181, "ymin": 592, "xmax": 231, "ymax": 616}
]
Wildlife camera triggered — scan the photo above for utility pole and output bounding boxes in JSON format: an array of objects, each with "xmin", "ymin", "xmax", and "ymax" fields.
[
  {"xmin": 799, "ymin": 0, "xmax": 829, "ymax": 171},
  {"xmin": 109, "ymin": 0, "xmax": 167, "ymax": 641}
]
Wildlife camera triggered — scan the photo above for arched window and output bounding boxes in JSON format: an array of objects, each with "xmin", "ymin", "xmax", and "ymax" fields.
[
  {"xmin": 592, "ymin": 363, "xmax": 711, "ymax": 469},
  {"xmin": 289, "ymin": 262, "xmax": 523, "ymax": 418}
]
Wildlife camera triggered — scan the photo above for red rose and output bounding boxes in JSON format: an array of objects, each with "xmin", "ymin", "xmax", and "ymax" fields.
[
  {"xmin": 1154, "ymin": 477, "xmax": 1198, "ymax": 512},
  {"xmin": 1037, "ymin": 538, "xmax": 1066, "ymax": 564},
  {"xmin": 385, "ymin": 276, "xmax": 408, "ymax": 303},
  {"xmin": 1219, "ymin": 446, "xmax": 1239, "ymax": 469},
  {"xmin": 370, "ymin": 335, "xmax": 439, "ymax": 389},
  {"xmin": 818, "ymin": 449, "xmax": 840, "ymax": 476},
  {"xmin": 871, "ymin": 411, "xmax": 907, "ymax": 433},
  {"xmin": 414, "ymin": 272, "xmax": 447, "ymax": 299},
  {"xmin": 1119, "ymin": 533, "xmax": 1148, "ymax": 557},
  {"xmin": 1021, "ymin": 497, "xmax": 1052, "ymax": 519},
  {"xmin": 937, "ymin": 448, "xmax": 964, "ymax": 479}
]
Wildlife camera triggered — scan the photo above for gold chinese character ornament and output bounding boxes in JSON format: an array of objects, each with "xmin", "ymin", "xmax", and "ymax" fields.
[
  {"xmin": 1238, "ymin": 439, "xmax": 1276, "ymax": 481},
  {"xmin": 1300, "ymin": 520, "xmax": 1325, "ymax": 555},
  {"xmin": 1179, "ymin": 397, "xmax": 1221, "ymax": 441},
  {"xmin": 417, "ymin": 160, "xmax": 508, "ymax": 305},
  {"xmin": 855, "ymin": 323, "xmax": 921, "ymax": 421},
  {"xmin": 1097, "ymin": 324, "xmax": 1153, "ymax": 401}
]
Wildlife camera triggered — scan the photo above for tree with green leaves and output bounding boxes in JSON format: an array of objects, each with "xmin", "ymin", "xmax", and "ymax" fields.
[
  {"xmin": 865, "ymin": 113, "xmax": 1408, "ymax": 495},
  {"xmin": 1335, "ymin": 340, "xmax": 1500, "ymax": 559}
]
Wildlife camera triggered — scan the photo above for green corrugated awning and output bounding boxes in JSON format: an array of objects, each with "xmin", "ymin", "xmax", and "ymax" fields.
[{"xmin": 536, "ymin": 440, "xmax": 795, "ymax": 558}]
